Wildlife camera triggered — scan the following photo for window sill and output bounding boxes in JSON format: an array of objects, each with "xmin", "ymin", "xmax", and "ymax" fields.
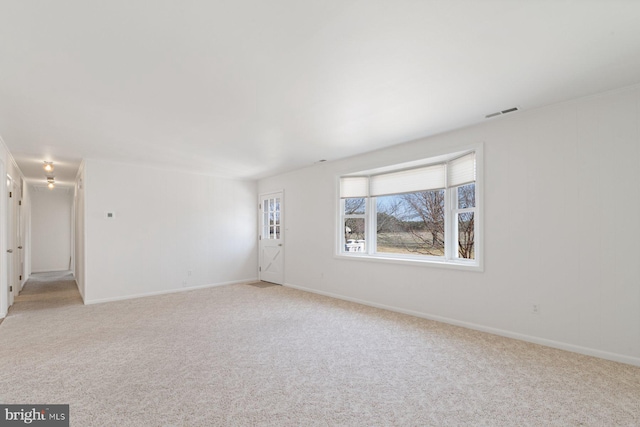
[{"xmin": 334, "ymin": 252, "xmax": 483, "ymax": 272}]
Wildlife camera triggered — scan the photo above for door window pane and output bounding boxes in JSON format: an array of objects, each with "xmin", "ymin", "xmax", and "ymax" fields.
[{"xmin": 263, "ymin": 196, "xmax": 282, "ymax": 240}]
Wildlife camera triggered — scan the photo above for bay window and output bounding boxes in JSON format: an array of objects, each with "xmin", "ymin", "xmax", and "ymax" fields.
[{"xmin": 338, "ymin": 149, "xmax": 481, "ymax": 269}]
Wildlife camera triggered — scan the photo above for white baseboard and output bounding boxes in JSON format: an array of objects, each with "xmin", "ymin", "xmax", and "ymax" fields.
[
  {"xmin": 85, "ymin": 277, "xmax": 259, "ymax": 305},
  {"xmin": 284, "ymin": 282, "xmax": 640, "ymax": 368},
  {"xmin": 31, "ymin": 268, "xmax": 71, "ymax": 273}
]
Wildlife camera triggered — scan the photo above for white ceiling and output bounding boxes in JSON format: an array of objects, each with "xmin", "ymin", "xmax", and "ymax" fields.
[{"xmin": 2, "ymin": 0, "xmax": 640, "ymax": 186}]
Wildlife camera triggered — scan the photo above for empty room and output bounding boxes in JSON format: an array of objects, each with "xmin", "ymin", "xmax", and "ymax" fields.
[{"xmin": 1, "ymin": 1, "xmax": 640, "ymax": 426}]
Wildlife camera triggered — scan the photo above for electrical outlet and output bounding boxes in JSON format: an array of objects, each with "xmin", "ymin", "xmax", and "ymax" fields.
[{"xmin": 532, "ymin": 304, "xmax": 540, "ymax": 314}]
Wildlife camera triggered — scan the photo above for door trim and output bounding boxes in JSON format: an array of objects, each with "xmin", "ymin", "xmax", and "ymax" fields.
[{"xmin": 0, "ymin": 160, "xmax": 6, "ymax": 317}]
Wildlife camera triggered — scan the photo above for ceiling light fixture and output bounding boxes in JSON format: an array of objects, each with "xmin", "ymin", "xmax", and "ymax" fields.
[
  {"xmin": 47, "ymin": 176, "xmax": 55, "ymax": 189},
  {"xmin": 43, "ymin": 161, "xmax": 54, "ymax": 172}
]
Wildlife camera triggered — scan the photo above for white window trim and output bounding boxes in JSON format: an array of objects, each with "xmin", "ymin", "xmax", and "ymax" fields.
[{"xmin": 336, "ymin": 144, "xmax": 483, "ymax": 272}]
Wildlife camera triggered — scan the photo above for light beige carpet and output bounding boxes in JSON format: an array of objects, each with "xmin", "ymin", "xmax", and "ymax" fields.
[{"xmin": 1, "ymin": 273, "xmax": 640, "ymax": 426}]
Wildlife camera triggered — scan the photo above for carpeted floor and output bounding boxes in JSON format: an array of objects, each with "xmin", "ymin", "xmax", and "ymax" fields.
[{"xmin": 1, "ymin": 272, "xmax": 640, "ymax": 426}]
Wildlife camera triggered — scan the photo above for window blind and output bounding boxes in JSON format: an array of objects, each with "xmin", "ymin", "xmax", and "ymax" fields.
[
  {"xmin": 341, "ymin": 151, "xmax": 476, "ymax": 198},
  {"xmin": 448, "ymin": 152, "xmax": 476, "ymax": 187},
  {"xmin": 340, "ymin": 176, "xmax": 369, "ymax": 198},
  {"xmin": 370, "ymin": 163, "xmax": 446, "ymax": 196}
]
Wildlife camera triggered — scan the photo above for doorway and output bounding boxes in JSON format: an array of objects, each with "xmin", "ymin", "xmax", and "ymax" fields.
[
  {"xmin": 259, "ymin": 191, "xmax": 284, "ymax": 285},
  {"xmin": 6, "ymin": 175, "xmax": 21, "ymax": 307}
]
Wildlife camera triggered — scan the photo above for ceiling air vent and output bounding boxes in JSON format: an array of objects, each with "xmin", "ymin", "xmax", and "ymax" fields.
[{"xmin": 485, "ymin": 106, "xmax": 519, "ymax": 119}]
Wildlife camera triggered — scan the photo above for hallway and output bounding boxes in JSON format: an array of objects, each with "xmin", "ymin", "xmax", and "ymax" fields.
[{"xmin": 8, "ymin": 271, "xmax": 82, "ymax": 316}]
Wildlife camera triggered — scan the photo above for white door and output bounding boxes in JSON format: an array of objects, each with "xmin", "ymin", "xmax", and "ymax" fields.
[
  {"xmin": 6, "ymin": 176, "xmax": 15, "ymax": 307},
  {"xmin": 259, "ymin": 192, "xmax": 284, "ymax": 284}
]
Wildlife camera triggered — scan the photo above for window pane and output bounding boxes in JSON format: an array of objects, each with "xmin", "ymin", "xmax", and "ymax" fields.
[
  {"xmin": 263, "ymin": 212, "xmax": 269, "ymax": 236},
  {"xmin": 344, "ymin": 198, "xmax": 365, "ymax": 215},
  {"xmin": 344, "ymin": 218, "xmax": 365, "ymax": 252},
  {"xmin": 457, "ymin": 183, "xmax": 475, "ymax": 209},
  {"xmin": 376, "ymin": 195, "xmax": 409, "ymax": 254},
  {"xmin": 376, "ymin": 191, "xmax": 445, "ymax": 257},
  {"xmin": 457, "ymin": 212, "xmax": 475, "ymax": 259}
]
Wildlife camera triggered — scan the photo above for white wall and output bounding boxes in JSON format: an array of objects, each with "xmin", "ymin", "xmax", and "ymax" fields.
[
  {"xmin": 74, "ymin": 161, "xmax": 86, "ymax": 300},
  {"xmin": 0, "ymin": 138, "xmax": 28, "ymax": 317},
  {"xmin": 83, "ymin": 159, "xmax": 258, "ymax": 303},
  {"xmin": 258, "ymin": 85, "xmax": 640, "ymax": 366},
  {"xmin": 30, "ymin": 186, "xmax": 72, "ymax": 272},
  {"xmin": 20, "ymin": 183, "xmax": 31, "ymax": 285}
]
